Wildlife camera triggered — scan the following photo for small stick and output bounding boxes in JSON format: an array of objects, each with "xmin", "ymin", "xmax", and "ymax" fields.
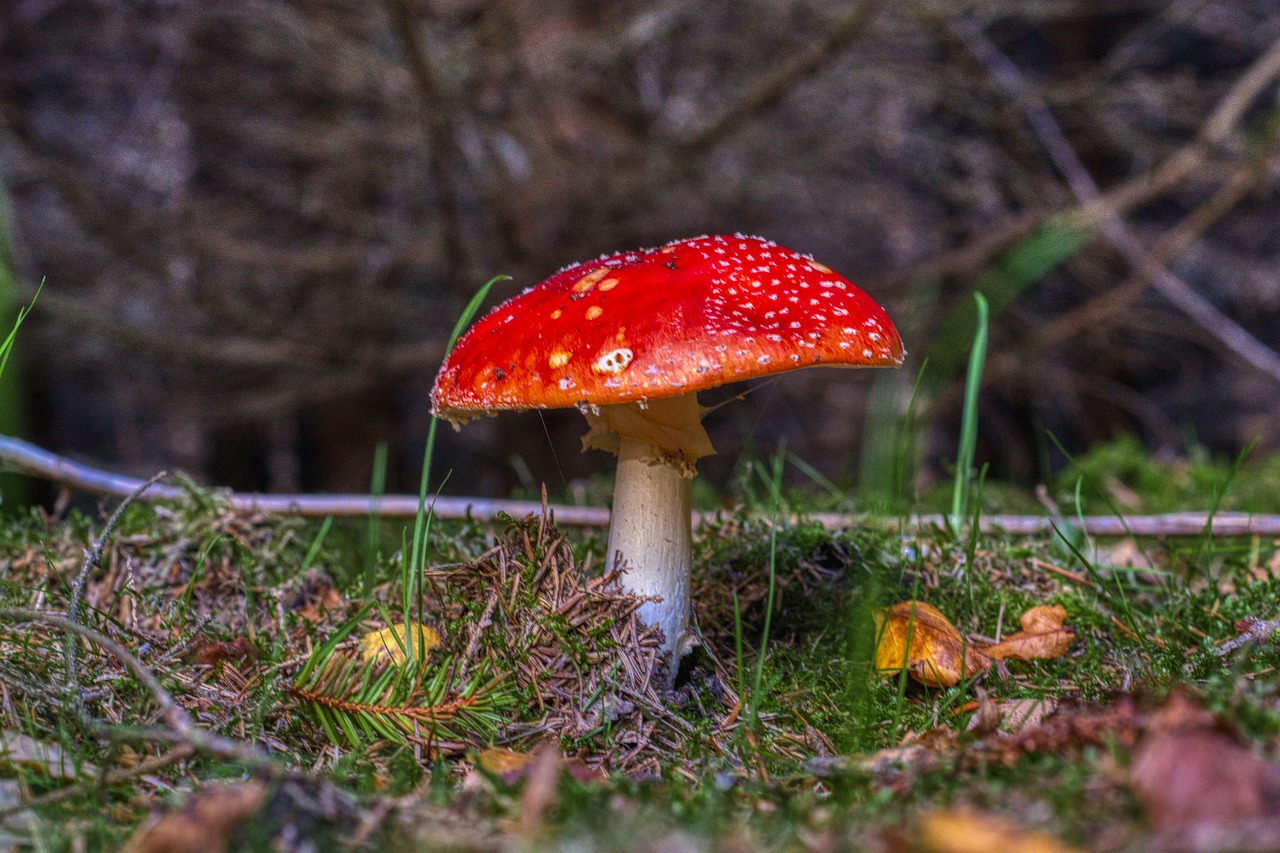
[
  {"xmin": 1030, "ymin": 558, "xmax": 1096, "ymax": 589},
  {"xmin": 64, "ymin": 471, "xmax": 168, "ymax": 721},
  {"xmin": 1217, "ymin": 617, "xmax": 1280, "ymax": 656}
]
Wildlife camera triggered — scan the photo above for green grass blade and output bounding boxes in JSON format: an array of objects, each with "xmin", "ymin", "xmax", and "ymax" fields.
[
  {"xmin": 300, "ymin": 515, "xmax": 333, "ymax": 574},
  {"xmin": 364, "ymin": 440, "xmax": 389, "ymax": 594},
  {"xmin": 951, "ymin": 292, "xmax": 989, "ymax": 528},
  {"xmin": 409, "ymin": 275, "xmax": 506, "ymax": 585}
]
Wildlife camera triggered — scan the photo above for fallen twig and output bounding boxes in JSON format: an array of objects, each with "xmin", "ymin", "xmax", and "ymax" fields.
[
  {"xmin": 5, "ymin": 433, "xmax": 1280, "ymax": 536},
  {"xmin": 1217, "ymin": 616, "xmax": 1280, "ymax": 656},
  {"xmin": 63, "ymin": 470, "xmax": 168, "ymax": 720},
  {"xmin": 1030, "ymin": 558, "xmax": 1096, "ymax": 589}
]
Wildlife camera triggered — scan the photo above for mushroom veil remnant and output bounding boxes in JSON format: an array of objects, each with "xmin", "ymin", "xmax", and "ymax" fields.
[{"xmin": 431, "ymin": 234, "xmax": 904, "ymax": 683}]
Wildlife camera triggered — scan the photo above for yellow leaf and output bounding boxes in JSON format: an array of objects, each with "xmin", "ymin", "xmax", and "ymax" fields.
[
  {"xmin": 474, "ymin": 747, "xmax": 536, "ymax": 780},
  {"xmin": 917, "ymin": 809, "xmax": 1084, "ymax": 853},
  {"xmin": 983, "ymin": 605, "xmax": 1074, "ymax": 662},
  {"xmin": 358, "ymin": 622, "xmax": 441, "ymax": 666},
  {"xmin": 874, "ymin": 601, "xmax": 990, "ymax": 688}
]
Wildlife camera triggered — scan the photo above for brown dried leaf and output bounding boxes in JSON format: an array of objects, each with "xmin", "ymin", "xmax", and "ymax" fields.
[
  {"xmin": 874, "ymin": 601, "xmax": 990, "ymax": 687},
  {"xmin": 994, "ymin": 696, "xmax": 1143, "ymax": 759},
  {"xmin": 806, "ymin": 726, "xmax": 958, "ymax": 789},
  {"xmin": 474, "ymin": 746, "xmax": 600, "ymax": 787},
  {"xmin": 1131, "ymin": 693, "xmax": 1280, "ymax": 834},
  {"xmin": 293, "ymin": 580, "xmax": 343, "ymax": 624},
  {"xmin": 983, "ymin": 605, "xmax": 1074, "ymax": 662},
  {"xmin": 998, "ymin": 697, "xmax": 1059, "ymax": 733},
  {"xmin": 1095, "ymin": 538, "xmax": 1157, "ymax": 570},
  {"xmin": 966, "ymin": 686, "xmax": 1002, "ymax": 736},
  {"xmin": 917, "ymin": 809, "xmax": 1085, "ymax": 853},
  {"xmin": 186, "ymin": 636, "xmax": 256, "ymax": 669},
  {"xmin": 475, "ymin": 747, "xmax": 536, "ymax": 783},
  {"xmin": 517, "ymin": 745, "xmax": 563, "ymax": 838},
  {"xmin": 123, "ymin": 781, "xmax": 268, "ymax": 853}
]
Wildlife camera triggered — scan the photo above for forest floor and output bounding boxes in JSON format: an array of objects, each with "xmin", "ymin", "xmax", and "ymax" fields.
[{"xmin": 2, "ymin": 439, "xmax": 1280, "ymax": 852}]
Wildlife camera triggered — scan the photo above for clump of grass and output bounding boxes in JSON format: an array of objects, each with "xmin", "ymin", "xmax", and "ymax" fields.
[
  {"xmin": 1054, "ymin": 433, "xmax": 1280, "ymax": 515},
  {"xmin": 288, "ymin": 513, "xmax": 683, "ymax": 766}
]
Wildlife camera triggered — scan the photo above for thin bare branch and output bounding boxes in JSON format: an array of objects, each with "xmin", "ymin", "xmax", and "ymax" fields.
[
  {"xmin": 383, "ymin": 0, "xmax": 466, "ymax": 284},
  {"xmin": 952, "ymin": 18, "xmax": 1280, "ymax": 385},
  {"xmin": 677, "ymin": 0, "xmax": 879, "ymax": 152},
  {"xmin": 896, "ymin": 28, "xmax": 1280, "ymax": 290},
  {"xmin": 0, "ymin": 745, "xmax": 195, "ymax": 819},
  {"xmin": 4, "ymin": 433, "xmax": 1278, "ymax": 537},
  {"xmin": 1031, "ymin": 134, "xmax": 1280, "ymax": 354}
]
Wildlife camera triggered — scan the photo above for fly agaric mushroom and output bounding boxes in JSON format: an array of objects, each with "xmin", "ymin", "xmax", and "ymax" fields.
[{"xmin": 431, "ymin": 234, "xmax": 903, "ymax": 681}]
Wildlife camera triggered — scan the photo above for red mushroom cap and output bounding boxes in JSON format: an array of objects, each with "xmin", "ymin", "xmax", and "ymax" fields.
[{"xmin": 431, "ymin": 234, "xmax": 904, "ymax": 420}]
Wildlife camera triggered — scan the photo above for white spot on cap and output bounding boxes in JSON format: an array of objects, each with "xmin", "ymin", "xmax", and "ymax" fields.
[
  {"xmin": 573, "ymin": 268, "xmax": 610, "ymax": 293},
  {"xmin": 593, "ymin": 347, "xmax": 633, "ymax": 375}
]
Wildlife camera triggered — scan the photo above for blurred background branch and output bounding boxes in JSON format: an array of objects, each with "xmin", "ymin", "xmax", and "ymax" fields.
[
  {"xmin": 1, "ymin": 0, "xmax": 1278, "ymax": 504},
  {"xmin": 952, "ymin": 17, "xmax": 1280, "ymax": 383}
]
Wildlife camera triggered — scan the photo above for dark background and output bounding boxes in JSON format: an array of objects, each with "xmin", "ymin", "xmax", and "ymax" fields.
[{"xmin": 2, "ymin": 0, "xmax": 1279, "ymax": 506}]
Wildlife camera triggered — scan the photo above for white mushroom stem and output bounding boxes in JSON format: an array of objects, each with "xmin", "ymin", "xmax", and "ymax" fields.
[
  {"xmin": 606, "ymin": 436, "xmax": 693, "ymax": 672},
  {"xmin": 584, "ymin": 394, "xmax": 712, "ymax": 684}
]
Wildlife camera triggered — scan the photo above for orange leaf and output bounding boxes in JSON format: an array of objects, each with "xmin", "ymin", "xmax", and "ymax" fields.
[
  {"xmin": 983, "ymin": 605, "xmax": 1074, "ymax": 661},
  {"xmin": 874, "ymin": 601, "xmax": 990, "ymax": 687}
]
